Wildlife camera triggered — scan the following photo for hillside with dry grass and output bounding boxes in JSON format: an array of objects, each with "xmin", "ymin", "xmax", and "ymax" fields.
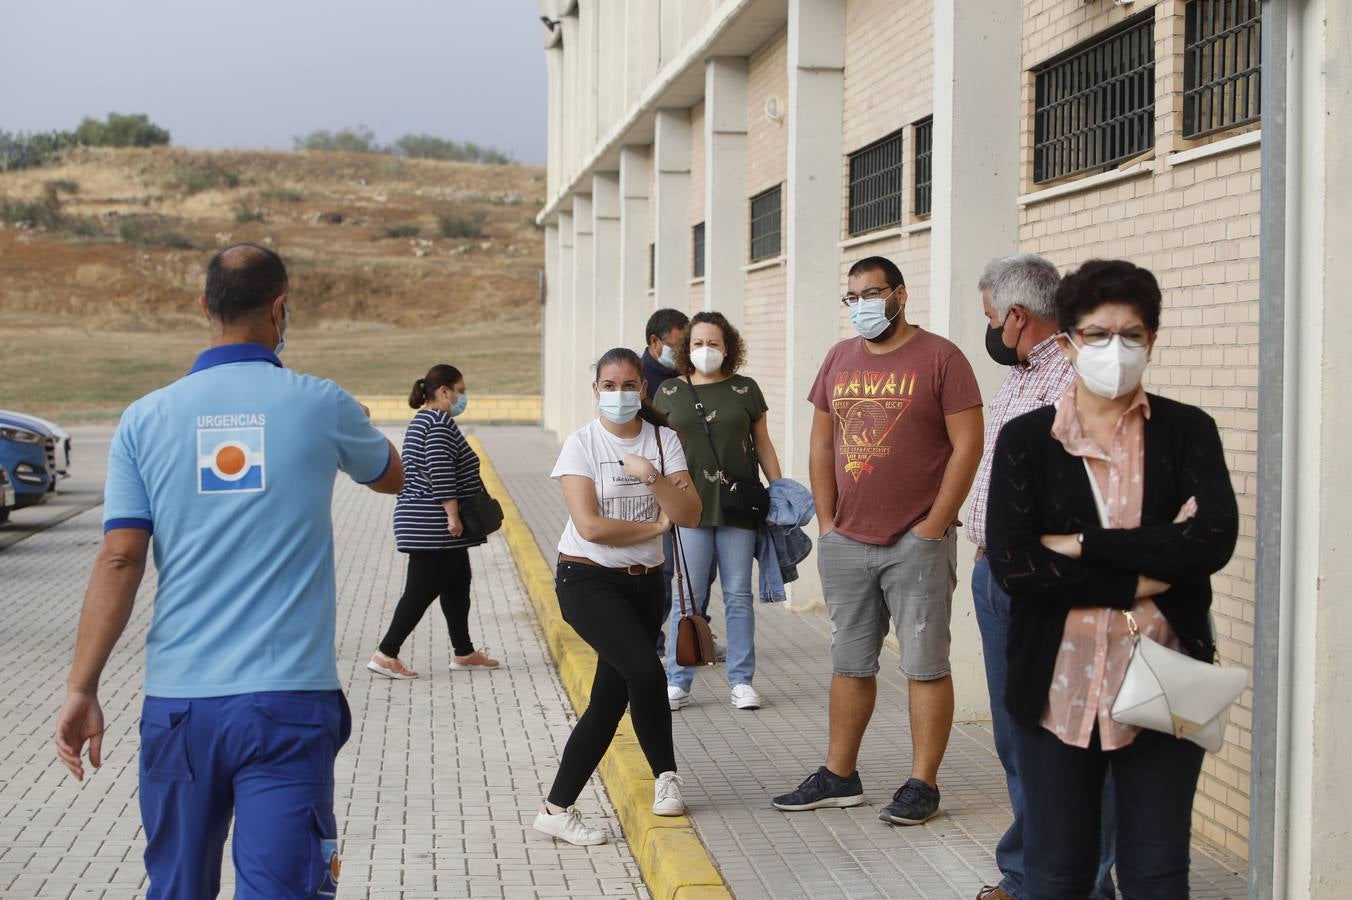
[{"xmin": 0, "ymin": 147, "xmax": 545, "ymax": 421}]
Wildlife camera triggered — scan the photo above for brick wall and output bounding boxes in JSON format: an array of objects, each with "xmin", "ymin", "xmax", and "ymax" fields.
[
  {"xmin": 1021, "ymin": 0, "xmax": 1258, "ymax": 859},
  {"xmin": 837, "ymin": 0, "xmax": 936, "ymax": 338},
  {"xmin": 742, "ymin": 28, "xmax": 790, "ymax": 452},
  {"xmin": 690, "ymin": 100, "xmax": 707, "ymax": 313}
]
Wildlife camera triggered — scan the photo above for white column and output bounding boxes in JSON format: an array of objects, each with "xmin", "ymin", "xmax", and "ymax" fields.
[
  {"xmin": 554, "ymin": 211, "xmax": 575, "ymax": 436},
  {"xmin": 703, "ymin": 57, "xmax": 749, "ymax": 321},
  {"xmin": 1277, "ymin": 0, "xmax": 1352, "ymax": 891},
  {"xmin": 543, "ymin": 223, "xmax": 562, "ymax": 435},
  {"xmin": 570, "ymin": 194, "xmax": 596, "ymax": 434},
  {"xmin": 931, "ymin": 0, "xmax": 1024, "ymax": 721},
  {"xmin": 592, "ymin": 172, "xmax": 622, "ymax": 354},
  {"xmin": 653, "ymin": 109, "xmax": 692, "ymax": 312},
  {"xmin": 560, "ymin": 13, "xmax": 580, "ymax": 184},
  {"xmin": 619, "ymin": 146, "xmax": 653, "ymax": 348},
  {"xmin": 625, "ymin": 0, "xmax": 660, "ymax": 108}
]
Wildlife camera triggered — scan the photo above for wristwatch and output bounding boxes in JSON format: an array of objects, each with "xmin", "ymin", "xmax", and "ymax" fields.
[{"xmin": 643, "ymin": 472, "xmax": 659, "ymax": 486}]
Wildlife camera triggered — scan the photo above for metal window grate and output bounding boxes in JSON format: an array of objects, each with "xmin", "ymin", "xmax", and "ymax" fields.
[
  {"xmin": 1033, "ymin": 14, "xmax": 1155, "ymax": 184},
  {"xmin": 847, "ymin": 129, "xmax": 904, "ymax": 235},
  {"xmin": 913, "ymin": 116, "xmax": 933, "ymax": 218},
  {"xmin": 1184, "ymin": 0, "xmax": 1261, "ymax": 138},
  {"xmin": 749, "ymin": 185, "xmax": 782, "ymax": 262},
  {"xmin": 692, "ymin": 222, "xmax": 705, "ymax": 278}
]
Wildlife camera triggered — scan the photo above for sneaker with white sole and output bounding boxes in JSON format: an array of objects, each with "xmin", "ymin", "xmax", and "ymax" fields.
[
  {"xmin": 731, "ymin": 684, "xmax": 762, "ymax": 710},
  {"xmin": 450, "ymin": 649, "xmax": 501, "ymax": 670},
  {"xmin": 533, "ymin": 806, "xmax": 607, "ymax": 846},
  {"xmin": 667, "ymin": 685, "xmax": 692, "ymax": 710},
  {"xmin": 367, "ymin": 653, "xmax": 417, "ymax": 680},
  {"xmin": 653, "ymin": 771, "xmax": 685, "ymax": 816}
]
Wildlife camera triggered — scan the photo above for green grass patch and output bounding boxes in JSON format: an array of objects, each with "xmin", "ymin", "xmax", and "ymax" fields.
[
  {"xmin": 438, "ymin": 209, "xmax": 487, "ymax": 239},
  {"xmin": 380, "ymin": 223, "xmax": 421, "ymax": 239},
  {"xmin": 235, "ymin": 207, "xmax": 266, "ymax": 224},
  {"xmin": 117, "ymin": 215, "xmax": 197, "ymax": 249}
]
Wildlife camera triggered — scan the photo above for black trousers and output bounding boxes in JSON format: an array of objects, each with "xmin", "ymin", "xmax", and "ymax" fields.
[
  {"xmin": 1013, "ymin": 719, "xmax": 1206, "ymax": 900},
  {"xmin": 379, "ymin": 549, "xmax": 475, "ymax": 658},
  {"xmin": 547, "ymin": 562, "xmax": 676, "ymax": 808}
]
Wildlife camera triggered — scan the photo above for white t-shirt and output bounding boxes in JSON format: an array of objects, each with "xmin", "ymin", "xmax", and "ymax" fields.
[{"xmin": 551, "ymin": 419, "xmax": 688, "ymax": 568}]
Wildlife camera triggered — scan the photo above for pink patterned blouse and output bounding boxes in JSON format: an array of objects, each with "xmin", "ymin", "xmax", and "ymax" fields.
[{"xmin": 1042, "ymin": 383, "xmax": 1178, "ymax": 750}]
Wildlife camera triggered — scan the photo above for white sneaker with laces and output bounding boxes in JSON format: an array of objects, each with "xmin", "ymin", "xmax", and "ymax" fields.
[
  {"xmin": 533, "ymin": 806, "xmax": 607, "ymax": 846},
  {"xmin": 731, "ymin": 683, "xmax": 762, "ymax": 710},
  {"xmin": 653, "ymin": 771, "xmax": 685, "ymax": 816},
  {"xmin": 667, "ymin": 685, "xmax": 692, "ymax": 710}
]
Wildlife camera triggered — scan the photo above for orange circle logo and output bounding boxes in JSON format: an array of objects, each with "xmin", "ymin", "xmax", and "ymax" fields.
[{"xmin": 215, "ymin": 445, "xmax": 247, "ymax": 476}]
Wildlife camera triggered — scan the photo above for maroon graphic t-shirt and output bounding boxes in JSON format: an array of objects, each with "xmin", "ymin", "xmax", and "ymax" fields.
[{"xmin": 807, "ymin": 330, "xmax": 982, "ymax": 546}]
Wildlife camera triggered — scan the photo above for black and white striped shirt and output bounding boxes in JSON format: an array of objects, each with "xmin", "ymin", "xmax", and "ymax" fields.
[{"xmin": 393, "ymin": 409, "xmax": 485, "ymax": 552}]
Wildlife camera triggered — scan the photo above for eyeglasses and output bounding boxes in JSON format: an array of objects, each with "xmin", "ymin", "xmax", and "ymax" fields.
[
  {"xmin": 840, "ymin": 286, "xmax": 897, "ymax": 307},
  {"xmin": 1073, "ymin": 327, "xmax": 1152, "ymax": 348}
]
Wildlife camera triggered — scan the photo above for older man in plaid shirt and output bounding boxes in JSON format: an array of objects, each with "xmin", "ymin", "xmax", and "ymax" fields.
[{"xmin": 969, "ymin": 254, "xmax": 1116, "ymax": 900}]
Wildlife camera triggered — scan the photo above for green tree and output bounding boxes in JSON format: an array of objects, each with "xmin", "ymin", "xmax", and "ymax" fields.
[
  {"xmin": 73, "ymin": 113, "xmax": 170, "ymax": 147},
  {"xmin": 294, "ymin": 125, "xmax": 381, "ymax": 154}
]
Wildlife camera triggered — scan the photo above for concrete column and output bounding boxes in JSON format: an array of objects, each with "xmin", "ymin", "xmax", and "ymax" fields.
[
  {"xmin": 703, "ymin": 57, "xmax": 749, "ymax": 321},
  {"xmin": 625, "ymin": 0, "xmax": 660, "ymax": 109},
  {"xmin": 930, "ymin": 0, "xmax": 1023, "ymax": 722},
  {"xmin": 659, "ymin": 0, "xmax": 683, "ymax": 64},
  {"xmin": 592, "ymin": 172, "xmax": 622, "ymax": 354},
  {"xmin": 653, "ymin": 109, "xmax": 692, "ymax": 312},
  {"xmin": 553, "ymin": 212, "xmax": 575, "ymax": 437},
  {"xmin": 570, "ymin": 195, "xmax": 596, "ymax": 434},
  {"xmin": 619, "ymin": 146, "xmax": 653, "ymax": 350},
  {"xmin": 542, "ymin": 224, "xmax": 562, "ymax": 434},
  {"xmin": 1273, "ymin": 0, "xmax": 1352, "ymax": 891},
  {"xmin": 560, "ymin": 13, "xmax": 580, "ymax": 184},
  {"xmin": 544, "ymin": 45, "xmax": 564, "ymax": 197}
]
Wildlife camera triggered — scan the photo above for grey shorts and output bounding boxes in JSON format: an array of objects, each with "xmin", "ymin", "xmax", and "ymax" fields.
[{"xmin": 817, "ymin": 527, "xmax": 958, "ymax": 681}]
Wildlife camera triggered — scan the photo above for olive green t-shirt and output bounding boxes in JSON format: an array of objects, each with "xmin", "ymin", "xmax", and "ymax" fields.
[{"xmin": 653, "ymin": 374, "xmax": 769, "ymax": 529}]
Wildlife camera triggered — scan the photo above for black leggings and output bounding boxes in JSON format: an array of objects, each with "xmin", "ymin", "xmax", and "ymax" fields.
[
  {"xmin": 547, "ymin": 562, "xmax": 676, "ymax": 808},
  {"xmin": 379, "ymin": 549, "xmax": 475, "ymax": 658}
]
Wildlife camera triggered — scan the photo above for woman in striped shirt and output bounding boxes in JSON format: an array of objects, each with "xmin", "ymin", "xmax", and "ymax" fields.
[{"xmin": 368, "ymin": 364, "xmax": 501, "ymax": 678}]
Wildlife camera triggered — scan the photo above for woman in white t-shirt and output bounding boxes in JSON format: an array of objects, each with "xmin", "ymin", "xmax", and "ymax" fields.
[{"xmin": 533, "ymin": 348, "xmax": 703, "ymax": 847}]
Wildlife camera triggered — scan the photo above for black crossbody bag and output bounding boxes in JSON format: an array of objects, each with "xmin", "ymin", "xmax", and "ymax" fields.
[{"xmin": 683, "ymin": 375, "xmax": 770, "ymax": 521}]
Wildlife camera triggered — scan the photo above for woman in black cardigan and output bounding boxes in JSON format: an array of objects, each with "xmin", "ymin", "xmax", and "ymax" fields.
[{"xmin": 986, "ymin": 260, "xmax": 1238, "ymax": 900}]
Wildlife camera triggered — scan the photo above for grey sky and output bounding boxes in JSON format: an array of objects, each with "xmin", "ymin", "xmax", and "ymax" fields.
[{"xmin": 1, "ymin": 0, "xmax": 548, "ymax": 163}]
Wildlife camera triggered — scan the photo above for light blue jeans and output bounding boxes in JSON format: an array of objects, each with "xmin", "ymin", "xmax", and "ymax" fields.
[{"xmin": 666, "ymin": 525, "xmax": 756, "ymax": 691}]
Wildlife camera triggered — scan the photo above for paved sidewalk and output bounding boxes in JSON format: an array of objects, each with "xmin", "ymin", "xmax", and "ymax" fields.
[
  {"xmin": 0, "ymin": 431, "xmax": 647, "ymax": 899},
  {"xmin": 476, "ymin": 426, "xmax": 1250, "ymax": 900}
]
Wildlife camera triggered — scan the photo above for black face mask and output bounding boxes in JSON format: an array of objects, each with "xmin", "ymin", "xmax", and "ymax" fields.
[{"xmin": 985, "ymin": 321, "xmax": 1022, "ymax": 366}]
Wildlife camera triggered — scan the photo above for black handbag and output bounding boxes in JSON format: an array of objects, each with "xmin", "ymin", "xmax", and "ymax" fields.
[
  {"xmin": 459, "ymin": 490, "xmax": 503, "ymax": 539},
  {"xmin": 684, "ymin": 376, "xmax": 769, "ymax": 521}
]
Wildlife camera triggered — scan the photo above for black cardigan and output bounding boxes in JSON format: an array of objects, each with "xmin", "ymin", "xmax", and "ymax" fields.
[{"xmin": 985, "ymin": 393, "xmax": 1239, "ymax": 728}]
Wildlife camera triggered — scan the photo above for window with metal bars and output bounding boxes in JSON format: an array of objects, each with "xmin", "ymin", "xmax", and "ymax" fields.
[
  {"xmin": 1033, "ymin": 14, "xmax": 1155, "ymax": 185},
  {"xmin": 1184, "ymin": 0, "xmax": 1261, "ymax": 138},
  {"xmin": 847, "ymin": 130, "xmax": 904, "ymax": 235},
  {"xmin": 913, "ymin": 117, "xmax": 933, "ymax": 218},
  {"xmin": 648, "ymin": 243, "xmax": 655, "ymax": 289},
  {"xmin": 692, "ymin": 222, "xmax": 705, "ymax": 278},
  {"xmin": 748, "ymin": 185, "xmax": 782, "ymax": 262}
]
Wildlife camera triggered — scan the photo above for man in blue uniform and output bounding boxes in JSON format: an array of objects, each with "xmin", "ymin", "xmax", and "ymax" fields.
[{"xmin": 54, "ymin": 243, "xmax": 404, "ymax": 898}]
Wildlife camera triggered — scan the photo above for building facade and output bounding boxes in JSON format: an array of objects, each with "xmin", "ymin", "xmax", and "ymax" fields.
[{"xmin": 536, "ymin": 1, "xmax": 1352, "ymax": 892}]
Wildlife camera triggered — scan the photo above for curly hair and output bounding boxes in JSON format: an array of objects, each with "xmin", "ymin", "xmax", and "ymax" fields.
[
  {"xmin": 1055, "ymin": 259, "xmax": 1162, "ymax": 334},
  {"xmin": 674, "ymin": 311, "xmax": 746, "ymax": 377}
]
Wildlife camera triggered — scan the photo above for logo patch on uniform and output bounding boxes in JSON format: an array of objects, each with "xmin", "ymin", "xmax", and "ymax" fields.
[
  {"xmin": 197, "ymin": 426, "xmax": 265, "ymax": 494},
  {"xmin": 318, "ymin": 839, "xmax": 341, "ymax": 896}
]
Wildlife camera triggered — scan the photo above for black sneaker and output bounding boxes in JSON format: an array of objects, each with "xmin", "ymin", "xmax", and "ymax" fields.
[
  {"xmin": 772, "ymin": 766, "xmax": 865, "ymax": 811},
  {"xmin": 878, "ymin": 778, "xmax": 940, "ymax": 825}
]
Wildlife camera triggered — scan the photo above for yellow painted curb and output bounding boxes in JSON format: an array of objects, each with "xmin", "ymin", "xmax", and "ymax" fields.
[{"xmin": 469, "ymin": 436, "xmax": 731, "ymax": 900}]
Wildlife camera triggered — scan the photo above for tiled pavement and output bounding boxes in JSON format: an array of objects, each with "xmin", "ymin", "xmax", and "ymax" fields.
[
  {"xmin": 0, "ymin": 426, "xmax": 647, "ymax": 899},
  {"xmin": 475, "ymin": 426, "xmax": 1250, "ymax": 900}
]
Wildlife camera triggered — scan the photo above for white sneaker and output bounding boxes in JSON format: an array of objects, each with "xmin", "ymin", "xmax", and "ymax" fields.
[
  {"xmin": 731, "ymin": 684, "xmax": 762, "ymax": 710},
  {"xmin": 667, "ymin": 685, "xmax": 692, "ymax": 710},
  {"xmin": 533, "ymin": 806, "xmax": 607, "ymax": 846},
  {"xmin": 653, "ymin": 771, "xmax": 685, "ymax": 816}
]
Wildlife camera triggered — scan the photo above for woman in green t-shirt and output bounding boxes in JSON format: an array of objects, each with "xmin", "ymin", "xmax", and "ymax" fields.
[{"xmin": 653, "ymin": 311, "xmax": 783, "ymax": 711}]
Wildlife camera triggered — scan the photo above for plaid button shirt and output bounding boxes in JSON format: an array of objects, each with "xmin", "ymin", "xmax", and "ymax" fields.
[{"xmin": 965, "ymin": 335, "xmax": 1076, "ymax": 549}]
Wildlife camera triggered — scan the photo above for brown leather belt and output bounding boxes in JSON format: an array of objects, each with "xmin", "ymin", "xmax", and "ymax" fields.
[{"xmin": 558, "ymin": 553, "xmax": 662, "ymax": 576}]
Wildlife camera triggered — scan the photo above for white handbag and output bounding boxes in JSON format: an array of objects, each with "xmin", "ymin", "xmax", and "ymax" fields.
[{"xmin": 1080, "ymin": 460, "xmax": 1249, "ymax": 753}]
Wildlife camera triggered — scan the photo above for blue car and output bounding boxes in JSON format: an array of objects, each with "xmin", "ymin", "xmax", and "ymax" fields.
[{"xmin": 0, "ymin": 412, "xmax": 57, "ymax": 507}]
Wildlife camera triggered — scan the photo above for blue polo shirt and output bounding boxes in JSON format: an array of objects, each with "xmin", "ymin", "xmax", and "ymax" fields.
[{"xmin": 103, "ymin": 343, "xmax": 392, "ymax": 698}]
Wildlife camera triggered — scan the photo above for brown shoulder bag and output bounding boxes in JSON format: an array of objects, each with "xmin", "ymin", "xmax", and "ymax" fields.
[{"xmin": 672, "ymin": 525, "xmax": 716, "ymax": 667}]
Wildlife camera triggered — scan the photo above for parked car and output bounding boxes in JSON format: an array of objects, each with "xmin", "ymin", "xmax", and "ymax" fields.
[
  {"xmin": 0, "ymin": 410, "xmax": 70, "ymax": 479},
  {"xmin": 0, "ymin": 463, "xmax": 15, "ymax": 524},
  {"xmin": 0, "ymin": 412, "xmax": 56, "ymax": 507}
]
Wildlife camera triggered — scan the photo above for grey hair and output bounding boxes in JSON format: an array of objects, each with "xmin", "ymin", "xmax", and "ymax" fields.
[
  {"xmin": 990, "ymin": 252, "xmax": 1060, "ymax": 321},
  {"xmin": 978, "ymin": 257, "xmax": 1010, "ymax": 292}
]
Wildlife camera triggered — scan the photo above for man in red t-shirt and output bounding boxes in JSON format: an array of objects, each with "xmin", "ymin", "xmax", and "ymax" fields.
[{"xmin": 772, "ymin": 255, "xmax": 983, "ymax": 827}]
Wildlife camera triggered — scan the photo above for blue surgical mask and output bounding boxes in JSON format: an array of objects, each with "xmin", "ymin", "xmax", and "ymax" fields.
[
  {"xmin": 450, "ymin": 393, "xmax": 468, "ymax": 417},
  {"xmin": 597, "ymin": 390, "xmax": 642, "ymax": 424},
  {"xmin": 850, "ymin": 296, "xmax": 899, "ymax": 341}
]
